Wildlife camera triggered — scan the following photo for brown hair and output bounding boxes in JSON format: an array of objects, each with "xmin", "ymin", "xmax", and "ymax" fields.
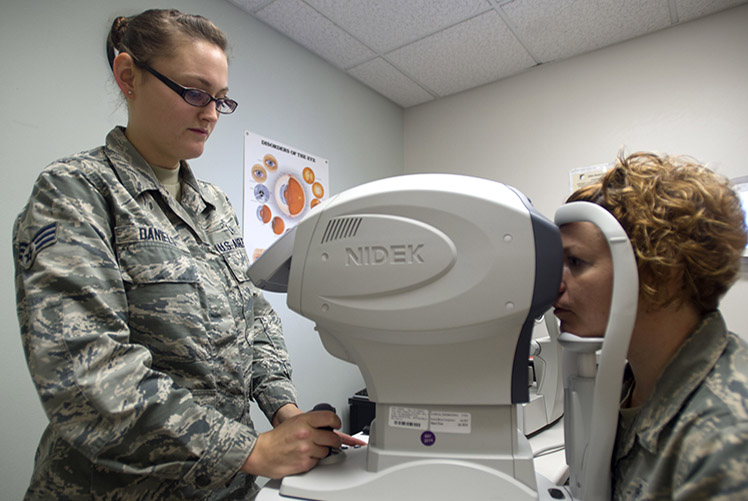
[
  {"xmin": 568, "ymin": 151, "xmax": 747, "ymax": 314},
  {"xmin": 106, "ymin": 9, "xmax": 228, "ymax": 69}
]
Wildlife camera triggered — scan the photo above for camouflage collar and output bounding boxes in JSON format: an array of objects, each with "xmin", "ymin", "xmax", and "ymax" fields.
[
  {"xmin": 103, "ymin": 126, "xmax": 215, "ymax": 213},
  {"xmin": 618, "ymin": 311, "xmax": 728, "ymax": 456}
]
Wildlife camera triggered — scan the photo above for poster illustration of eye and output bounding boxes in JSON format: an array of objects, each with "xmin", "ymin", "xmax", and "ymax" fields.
[{"xmin": 242, "ymin": 131, "xmax": 329, "ymax": 262}]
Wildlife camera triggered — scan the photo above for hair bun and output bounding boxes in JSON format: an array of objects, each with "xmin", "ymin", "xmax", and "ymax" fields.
[{"xmin": 106, "ymin": 15, "xmax": 130, "ymax": 69}]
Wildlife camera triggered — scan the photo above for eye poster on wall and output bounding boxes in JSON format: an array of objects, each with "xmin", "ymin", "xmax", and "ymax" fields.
[{"xmin": 242, "ymin": 131, "xmax": 329, "ymax": 262}]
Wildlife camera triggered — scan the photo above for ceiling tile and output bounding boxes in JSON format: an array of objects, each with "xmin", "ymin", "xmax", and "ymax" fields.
[
  {"xmin": 225, "ymin": 0, "xmax": 748, "ymax": 107},
  {"xmin": 305, "ymin": 0, "xmax": 492, "ymax": 54},
  {"xmin": 255, "ymin": 0, "xmax": 376, "ymax": 69},
  {"xmin": 675, "ymin": 0, "xmax": 748, "ymax": 21},
  {"xmin": 348, "ymin": 58, "xmax": 435, "ymax": 108},
  {"xmin": 226, "ymin": 0, "xmax": 272, "ymax": 12},
  {"xmin": 386, "ymin": 10, "xmax": 536, "ymax": 98},
  {"xmin": 501, "ymin": 0, "xmax": 672, "ymax": 63}
]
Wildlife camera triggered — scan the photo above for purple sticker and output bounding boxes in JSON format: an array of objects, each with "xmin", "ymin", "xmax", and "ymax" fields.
[{"xmin": 421, "ymin": 431, "xmax": 436, "ymax": 446}]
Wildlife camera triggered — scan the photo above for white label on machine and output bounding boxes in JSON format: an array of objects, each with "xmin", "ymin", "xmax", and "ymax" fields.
[
  {"xmin": 429, "ymin": 411, "xmax": 472, "ymax": 434},
  {"xmin": 389, "ymin": 406, "xmax": 429, "ymax": 430}
]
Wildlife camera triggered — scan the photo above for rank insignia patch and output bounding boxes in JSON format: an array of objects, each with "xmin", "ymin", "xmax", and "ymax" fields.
[{"xmin": 18, "ymin": 222, "xmax": 58, "ymax": 269}]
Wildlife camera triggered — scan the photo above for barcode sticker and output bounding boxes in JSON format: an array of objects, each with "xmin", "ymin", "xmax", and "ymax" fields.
[{"xmin": 389, "ymin": 406, "xmax": 429, "ymax": 430}]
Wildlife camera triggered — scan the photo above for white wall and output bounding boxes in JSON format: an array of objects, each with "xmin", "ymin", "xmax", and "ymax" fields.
[
  {"xmin": 404, "ymin": 5, "xmax": 748, "ymax": 338},
  {"xmin": 0, "ymin": 0, "xmax": 402, "ymax": 497}
]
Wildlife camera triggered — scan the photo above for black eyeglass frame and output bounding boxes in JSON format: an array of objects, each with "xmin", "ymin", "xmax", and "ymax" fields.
[{"xmin": 135, "ymin": 60, "xmax": 238, "ymax": 114}]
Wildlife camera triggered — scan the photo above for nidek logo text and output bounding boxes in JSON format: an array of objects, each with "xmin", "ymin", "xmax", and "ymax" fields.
[{"xmin": 345, "ymin": 244, "xmax": 425, "ymax": 266}]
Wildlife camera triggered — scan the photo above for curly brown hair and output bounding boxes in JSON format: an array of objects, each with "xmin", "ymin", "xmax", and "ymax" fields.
[{"xmin": 567, "ymin": 151, "xmax": 747, "ymax": 314}]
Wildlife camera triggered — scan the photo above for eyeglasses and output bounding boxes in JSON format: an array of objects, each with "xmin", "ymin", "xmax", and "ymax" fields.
[{"xmin": 136, "ymin": 60, "xmax": 238, "ymax": 114}]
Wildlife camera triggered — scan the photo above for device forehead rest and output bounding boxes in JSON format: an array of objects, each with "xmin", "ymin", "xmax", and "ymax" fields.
[
  {"xmin": 248, "ymin": 173, "xmax": 563, "ymax": 405},
  {"xmin": 289, "ymin": 174, "xmax": 560, "ymax": 334}
]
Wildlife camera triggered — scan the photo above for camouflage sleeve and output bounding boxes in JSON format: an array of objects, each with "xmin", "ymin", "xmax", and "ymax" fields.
[
  {"xmin": 249, "ymin": 285, "xmax": 299, "ymax": 422},
  {"xmin": 674, "ymin": 421, "xmax": 748, "ymax": 500},
  {"xmin": 211, "ymin": 185, "xmax": 299, "ymax": 422},
  {"xmin": 14, "ymin": 165, "xmax": 255, "ymax": 490}
]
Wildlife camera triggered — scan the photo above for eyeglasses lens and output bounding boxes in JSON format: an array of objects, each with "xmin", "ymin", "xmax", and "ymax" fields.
[
  {"xmin": 217, "ymin": 100, "xmax": 238, "ymax": 114},
  {"xmin": 184, "ymin": 89, "xmax": 212, "ymax": 107},
  {"xmin": 184, "ymin": 90, "xmax": 237, "ymax": 114}
]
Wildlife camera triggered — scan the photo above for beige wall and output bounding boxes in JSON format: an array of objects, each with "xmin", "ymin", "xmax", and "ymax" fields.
[{"xmin": 404, "ymin": 5, "xmax": 748, "ymax": 338}]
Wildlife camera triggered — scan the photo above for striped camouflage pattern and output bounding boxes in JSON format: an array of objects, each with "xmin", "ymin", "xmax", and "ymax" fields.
[
  {"xmin": 613, "ymin": 311, "xmax": 748, "ymax": 500},
  {"xmin": 13, "ymin": 127, "xmax": 298, "ymax": 500}
]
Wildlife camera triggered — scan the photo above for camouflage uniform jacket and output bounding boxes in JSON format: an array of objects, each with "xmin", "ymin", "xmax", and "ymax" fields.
[
  {"xmin": 612, "ymin": 311, "xmax": 748, "ymax": 500},
  {"xmin": 13, "ymin": 127, "xmax": 298, "ymax": 500}
]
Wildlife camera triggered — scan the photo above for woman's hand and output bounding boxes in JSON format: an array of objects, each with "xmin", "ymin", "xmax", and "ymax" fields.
[{"xmin": 241, "ymin": 406, "xmax": 348, "ymax": 479}]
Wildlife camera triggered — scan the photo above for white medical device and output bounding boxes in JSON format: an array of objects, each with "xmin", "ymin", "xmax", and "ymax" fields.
[{"xmin": 250, "ymin": 174, "xmax": 638, "ymax": 500}]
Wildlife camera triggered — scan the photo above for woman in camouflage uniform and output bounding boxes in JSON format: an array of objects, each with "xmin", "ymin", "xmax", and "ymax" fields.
[
  {"xmin": 554, "ymin": 151, "xmax": 748, "ymax": 499},
  {"xmin": 13, "ymin": 9, "xmax": 357, "ymax": 500}
]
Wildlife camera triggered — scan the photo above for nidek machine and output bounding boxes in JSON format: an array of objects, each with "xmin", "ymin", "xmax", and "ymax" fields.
[{"xmin": 250, "ymin": 174, "xmax": 638, "ymax": 500}]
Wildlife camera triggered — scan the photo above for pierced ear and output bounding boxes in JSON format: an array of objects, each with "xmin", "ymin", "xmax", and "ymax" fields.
[{"xmin": 112, "ymin": 52, "xmax": 137, "ymax": 98}]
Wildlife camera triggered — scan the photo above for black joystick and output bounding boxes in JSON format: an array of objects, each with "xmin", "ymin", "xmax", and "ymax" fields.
[
  {"xmin": 312, "ymin": 403, "xmax": 345, "ymax": 465},
  {"xmin": 312, "ymin": 403, "xmax": 336, "ymax": 431}
]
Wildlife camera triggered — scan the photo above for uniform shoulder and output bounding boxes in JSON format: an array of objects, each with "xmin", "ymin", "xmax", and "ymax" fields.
[
  {"xmin": 685, "ymin": 332, "xmax": 748, "ymax": 427},
  {"xmin": 18, "ymin": 145, "xmax": 116, "ymax": 223},
  {"xmin": 40, "ymin": 145, "xmax": 110, "ymax": 179},
  {"xmin": 45, "ymin": 146, "xmax": 106, "ymax": 170}
]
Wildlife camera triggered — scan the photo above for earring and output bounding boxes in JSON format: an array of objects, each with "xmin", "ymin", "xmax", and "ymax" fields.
[{"xmin": 127, "ymin": 90, "xmax": 133, "ymax": 96}]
